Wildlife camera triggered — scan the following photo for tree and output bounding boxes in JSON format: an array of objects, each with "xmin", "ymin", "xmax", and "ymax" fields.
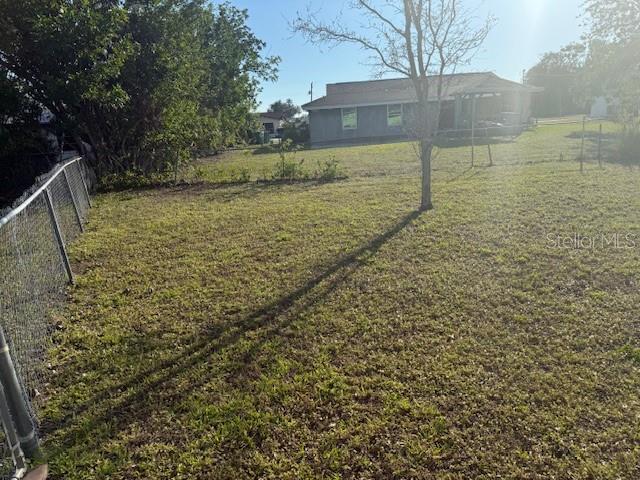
[
  {"xmin": 0, "ymin": 0, "xmax": 278, "ymax": 177},
  {"xmin": 581, "ymin": 0, "xmax": 640, "ymax": 122},
  {"xmin": 268, "ymin": 98, "xmax": 301, "ymax": 120},
  {"xmin": 120, "ymin": 1, "xmax": 278, "ymax": 175},
  {"xmin": 582, "ymin": 0, "xmax": 640, "ymax": 44},
  {"xmin": 0, "ymin": 70, "xmax": 58, "ymax": 204},
  {"xmin": 292, "ymin": 0, "xmax": 493, "ymax": 210},
  {"xmin": 526, "ymin": 43, "xmax": 588, "ymax": 117}
]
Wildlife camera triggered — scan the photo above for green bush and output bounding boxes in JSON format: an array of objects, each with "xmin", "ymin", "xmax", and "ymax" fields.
[
  {"xmin": 282, "ymin": 120, "xmax": 310, "ymax": 145},
  {"xmin": 315, "ymin": 157, "xmax": 343, "ymax": 181},
  {"xmin": 272, "ymin": 139, "xmax": 309, "ymax": 181},
  {"xmin": 272, "ymin": 158, "xmax": 308, "ymax": 181},
  {"xmin": 235, "ymin": 167, "xmax": 252, "ymax": 183}
]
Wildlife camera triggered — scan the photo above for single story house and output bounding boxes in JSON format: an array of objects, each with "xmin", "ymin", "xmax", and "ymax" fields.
[
  {"xmin": 302, "ymin": 72, "xmax": 542, "ymax": 146},
  {"xmin": 257, "ymin": 111, "xmax": 287, "ymax": 137}
]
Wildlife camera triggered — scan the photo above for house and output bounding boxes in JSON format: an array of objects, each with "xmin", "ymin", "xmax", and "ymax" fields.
[
  {"xmin": 257, "ymin": 111, "xmax": 287, "ymax": 137},
  {"xmin": 302, "ymin": 72, "xmax": 542, "ymax": 146}
]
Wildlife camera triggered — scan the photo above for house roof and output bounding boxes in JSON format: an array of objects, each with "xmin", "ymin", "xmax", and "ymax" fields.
[
  {"xmin": 302, "ymin": 72, "xmax": 543, "ymax": 111},
  {"xmin": 257, "ymin": 111, "xmax": 286, "ymax": 120}
]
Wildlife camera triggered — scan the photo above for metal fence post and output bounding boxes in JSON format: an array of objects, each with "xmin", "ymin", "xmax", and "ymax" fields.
[
  {"xmin": 471, "ymin": 95, "xmax": 477, "ymax": 167},
  {"xmin": 0, "ymin": 381, "xmax": 29, "ymax": 478},
  {"xmin": 77, "ymin": 160, "xmax": 92, "ymax": 208},
  {"xmin": 486, "ymin": 128, "xmax": 493, "ymax": 167},
  {"xmin": 580, "ymin": 116, "xmax": 586, "ymax": 160},
  {"xmin": 44, "ymin": 189, "xmax": 74, "ymax": 285},
  {"xmin": 598, "ymin": 124, "xmax": 603, "ymax": 168},
  {"xmin": 63, "ymin": 169, "xmax": 84, "ymax": 233},
  {"xmin": 0, "ymin": 327, "xmax": 39, "ymax": 459}
]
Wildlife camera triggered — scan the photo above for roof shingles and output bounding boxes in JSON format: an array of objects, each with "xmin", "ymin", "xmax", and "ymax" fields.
[{"xmin": 303, "ymin": 72, "xmax": 541, "ymax": 111}]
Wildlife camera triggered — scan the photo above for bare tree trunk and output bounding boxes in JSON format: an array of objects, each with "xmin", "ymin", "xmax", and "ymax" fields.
[
  {"xmin": 292, "ymin": 0, "xmax": 494, "ymax": 211},
  {"xmin": 420, "ymin": 139, "xmax": 433, "ymax": 210}
]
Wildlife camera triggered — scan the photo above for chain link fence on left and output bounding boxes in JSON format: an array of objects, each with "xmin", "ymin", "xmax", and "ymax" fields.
[{"xmin": 0, "ymin": 157, "xmax": 93, "ymax": 478}]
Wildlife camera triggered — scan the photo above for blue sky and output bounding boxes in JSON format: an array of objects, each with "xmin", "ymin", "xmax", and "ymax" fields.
[{"xmin": 231, "ymin": 0, "xmax": 585, "ymax": 110}]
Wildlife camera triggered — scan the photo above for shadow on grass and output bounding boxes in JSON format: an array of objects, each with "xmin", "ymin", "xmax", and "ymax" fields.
[
  {"xmin": 250, "ymin": 144, "xmax": 312, "ymax": 155},
  {"xmin": 100, "ymin": 177, "xmax": 349, "ymax": 204},
  {"xmin": 45, "ymin": 209, "xmax": 424, "ymax": 455},
  {"xmin": 434, "ymin": 136, "xmax": 516, "ymax": 149}
]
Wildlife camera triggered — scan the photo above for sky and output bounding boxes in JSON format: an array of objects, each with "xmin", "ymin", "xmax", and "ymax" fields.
[{"xmin": 230, "ymin": 0, "xmax": 585, "ymax": 111}]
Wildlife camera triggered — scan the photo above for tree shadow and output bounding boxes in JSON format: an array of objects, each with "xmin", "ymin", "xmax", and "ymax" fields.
[
  {"xmin": 45, "ymin": 209, "xmax": 424, "ymax": 455},
  {"xmin": 159, "ymin": 179, "xmax": 310, "ymax": 198},
  {"xmin": 108, "ymin": 178, "xmax": 348, "ymax": 205}
]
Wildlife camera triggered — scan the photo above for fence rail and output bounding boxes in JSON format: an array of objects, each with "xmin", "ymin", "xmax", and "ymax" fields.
[{"xmin": 0, "ymin": 157, "xmax": 93, "ymax": 478}]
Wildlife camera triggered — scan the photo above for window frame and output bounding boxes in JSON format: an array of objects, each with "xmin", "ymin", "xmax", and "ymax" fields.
[
  {"xmin": 263, "ymin": 122, "xmax": 275, "ymax": 134},
  {"xmin": 341, "ymin": 107, "xmax": 358, "ymax": 130},
  {"xmin": 387, "ymin": 104, "xmax": 403, "ymax": 127}
]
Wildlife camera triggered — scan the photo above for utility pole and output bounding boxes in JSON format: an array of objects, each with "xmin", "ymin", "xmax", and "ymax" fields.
[{"xmin": 308, "ymin": 82, "xmax": 314, "ymax": 102}]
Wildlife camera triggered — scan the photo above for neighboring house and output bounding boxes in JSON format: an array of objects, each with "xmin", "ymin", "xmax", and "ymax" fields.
[
  {"xmin": 302, "ymin": 72, "xmax": 542, "ymax": 146},
  {"xmin": 257, "ymin": 111, "xmax": 287, "ymax": 137}
]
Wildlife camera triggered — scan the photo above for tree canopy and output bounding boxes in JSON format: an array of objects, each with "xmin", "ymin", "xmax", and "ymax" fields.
[
  {"xmin": 581, "ymin": 0, "xmax": 640, "ymax": 121},
  {"xmin": 268, "ymin": 99, "xmax": 301, "ymax": 120},
  {"xmin": 526, "ymin": 43, "xmax": 588, "ymax": 117},
  {"xmin": 0, "ymin": 0, "xmax": 279, "ymax": 177},
  {"xmin": 525, "ymin": 0, "xmax": 640, "ymax": 122}
]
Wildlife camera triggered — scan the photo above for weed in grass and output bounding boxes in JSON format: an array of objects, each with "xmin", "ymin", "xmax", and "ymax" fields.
[{"xmin": 620, "ymin": 344, "xmax": 640, "ymax": 364}]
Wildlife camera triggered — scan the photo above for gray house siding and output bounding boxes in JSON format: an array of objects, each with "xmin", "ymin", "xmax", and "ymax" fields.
[
  {"xmin": 303, "ymin": 73, "xmax": 542, "ymax": 146},
  {"xmin": 310, "ymin": 105, "xmax": 408, "ymax": 146},
  {"xmin": 308, "ymin": 97, "xmax": 531, "ymax": 146},
  {"xmin": 309, "ymin": 103, "xmax": 448, "ymax": 146}
]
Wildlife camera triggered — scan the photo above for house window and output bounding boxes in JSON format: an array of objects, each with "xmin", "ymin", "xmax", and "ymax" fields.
[
  {"xmin": 342, "ymin": 107, "xmax": 358, "ymax": 130},
  {"xmin": 387, "ymin": 104, "xmax": 403, "ymax": 127},
  {"xmin": 263, "ymin": 122, "xmax": 274, "ymax": 134}
]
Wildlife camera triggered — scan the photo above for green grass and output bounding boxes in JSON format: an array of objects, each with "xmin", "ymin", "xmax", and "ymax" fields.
[
  {"xmin": 196, "ymin": 121, "xmax": 619, "ymax": 183},
  {"xmin": 42, "ymin": 122, "xmax": 640, "ymax": 479}
]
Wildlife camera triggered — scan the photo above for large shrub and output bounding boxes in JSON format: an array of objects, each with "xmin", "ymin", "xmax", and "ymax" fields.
[
  {"xmin": 0, "ymin": 1, "xmax": 279, "ymax": 179},
  {"xmin": 282, "ymin": 120, "xmax": 310, "ymax": 145}
]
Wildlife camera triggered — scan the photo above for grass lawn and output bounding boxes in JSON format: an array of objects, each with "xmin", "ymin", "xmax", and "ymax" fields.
[{"xmin": 42, "ymin": 122, "xmax": 640, "ymax": 479}]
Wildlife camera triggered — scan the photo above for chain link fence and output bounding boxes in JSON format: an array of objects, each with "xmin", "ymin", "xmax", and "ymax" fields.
[
  {"xmin": 0, "ymin": 156, "xmax": 93, "ymax": 477},
  {"xmin": 427, "ymin": 119, "xmax": 617, "ymax": 178}
]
